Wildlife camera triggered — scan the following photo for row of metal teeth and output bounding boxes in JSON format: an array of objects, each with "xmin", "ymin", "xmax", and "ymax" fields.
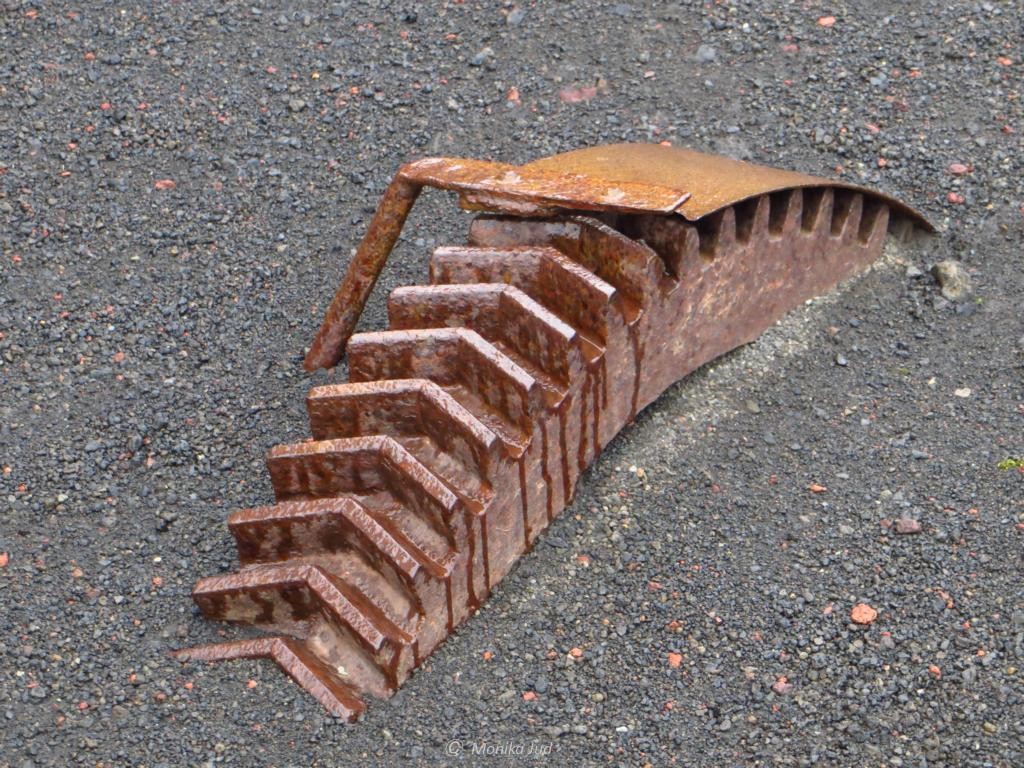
[{"xmin": 177, "ymin": 186, "xmax": 889, "ymax": 720}]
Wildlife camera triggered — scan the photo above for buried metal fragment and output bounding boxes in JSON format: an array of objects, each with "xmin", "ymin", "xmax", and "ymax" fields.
[{"xmin": 175, "ymin": 143, "xmax": 930, "ymax": 720}]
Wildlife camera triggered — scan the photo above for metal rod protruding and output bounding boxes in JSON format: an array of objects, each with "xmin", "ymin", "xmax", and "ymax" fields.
[{"xmin": 304, "ymin": 173, "xmax": 422, "ymax": 371}]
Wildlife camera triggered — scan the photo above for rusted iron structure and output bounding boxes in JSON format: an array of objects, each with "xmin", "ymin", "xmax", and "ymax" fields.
[{"xmin": 175, "ymin": 144, "xmax": 930, "ymax": 720}]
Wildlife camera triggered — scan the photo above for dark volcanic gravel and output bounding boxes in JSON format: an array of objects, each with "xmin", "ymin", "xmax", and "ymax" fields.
[{"xmin": 1, "ymin": 1, "xmax": 1022, "ymax": 766}]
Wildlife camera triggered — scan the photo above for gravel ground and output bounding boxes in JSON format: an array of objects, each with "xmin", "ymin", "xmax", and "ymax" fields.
[{"xmin": 2, "ymin": 1, "xmax": 1022, "ymax": 766}]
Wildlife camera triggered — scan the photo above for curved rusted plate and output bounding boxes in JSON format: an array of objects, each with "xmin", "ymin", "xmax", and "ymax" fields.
[
  {"xmin": 523, "ymin": 143, "xmax": 933, "ymax": 230},
  {"xmin": 401, "ymin": 156, "xmax": 691, "ymax": 215}
]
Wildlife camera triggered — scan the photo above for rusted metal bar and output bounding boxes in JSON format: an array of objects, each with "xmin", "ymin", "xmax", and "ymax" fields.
[{"xmin": 304, "ymin": 174, "xmax": 422, "ymax": 371}]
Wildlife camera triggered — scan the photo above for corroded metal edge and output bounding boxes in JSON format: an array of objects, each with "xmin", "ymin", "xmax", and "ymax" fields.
[{"xmin": 402, "ymin": 156, "xmax": 693, "ymax": 215}]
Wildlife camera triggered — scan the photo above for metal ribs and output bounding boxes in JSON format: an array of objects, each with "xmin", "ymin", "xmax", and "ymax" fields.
[{"xmin": 177, "ymin": 179, "xmax": 913, "ymax": 720}]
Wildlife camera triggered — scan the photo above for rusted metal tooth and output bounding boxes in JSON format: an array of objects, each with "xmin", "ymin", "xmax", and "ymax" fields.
[
  {"xmin": 429, "ymin": 245, "xmax": 616, "ymax": 351},
  {"xmin": 308, "ymin": 380, "xmax": 501, "ymax": 505},
  {"xmin": 175, "ymin": 637, "xmax": 366, "ymax": 720},
  {"xmin": 602, "ymin": 213, "xmax": 701, "ymax": 279},
  {"xmin": 733, "ymin": 195, "xmax": 771, "ymax": 245},
  {"xmin": 192, "ymin": 563, "xmax": 413, "ymax": 696},
  {"xmin": 427, "ymin": 244, "xmax": 629, "ymax": 452},
  {"xmin": 346, "ymin": 328, "xmax": 542, "ymax": 455},
  {"xmin": 230, "ymin": 498, "xmax": 421, "ymax": 572},
  {"xmin": 831, "ymin": 191, "xmax": 864, "ymax": 245},
  {"xmin": 468, "ymin": 215, "xmax": 666, "ymax": 320},
  {"xmin": 345, "ymin": 329, "xmax": 554, "ymax": 549},
  {"xmin": 265, "ymin": 436, "xmax": 483, "ymax": 621},
  {"xmin": 695, "ymin": 206, "xmax": 738, "ymax": 261},
  {"xmin": 305, "ymin": 380, "xmax": 533, "ymax": 589},
  {"xmin": 858, "ymin": 198, "xmax": 891, "ymax": 250},
  {"xmin": 267, "ymin": 437, "xmax": 453, "ymax": 525},
  {"xmin": 386, "ymin": 283, "xmax": 603, "ymax": 512},
  {"xmin": 227, "ymin": 498, "xmax": 451, "ymax": 658},
  {"xmin": 572, "ymin": 216, "xmax": 671, "ymax": 307},
  {"xmin": 802, "ymin": 187, "xmax": 834, "ymax": 234},
  {"xmin": 768, "ymin": 189, "xmax": 802, "ymax": 239},
  {"xmin": 387, "ymin": 283, "xmax": 585, "ymax": 396},
  {"xmin": 466, "ymin": 216, "xmax": 581, "ymax": 250}
]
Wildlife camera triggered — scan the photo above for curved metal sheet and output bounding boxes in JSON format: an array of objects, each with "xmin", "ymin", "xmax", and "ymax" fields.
[
  {"xmin": 523, "ymin": 143, "xmax": 933, "ymax": 230},
  {"xmin": 401, "ymin": 156, "xmax": 691, "ymax": 215}
]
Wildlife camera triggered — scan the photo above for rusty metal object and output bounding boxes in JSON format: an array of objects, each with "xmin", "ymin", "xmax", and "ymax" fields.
[
  {"xmin": 522, "ymin": 143, "xmax": 931, "ymax": 223},
  {"xmin": 303, "ymin": 143, "xmax": 930, "ymax": 371},
  {"xmin": 176, "ymin": 144, "xmax": 930, "ymax": 720}
]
